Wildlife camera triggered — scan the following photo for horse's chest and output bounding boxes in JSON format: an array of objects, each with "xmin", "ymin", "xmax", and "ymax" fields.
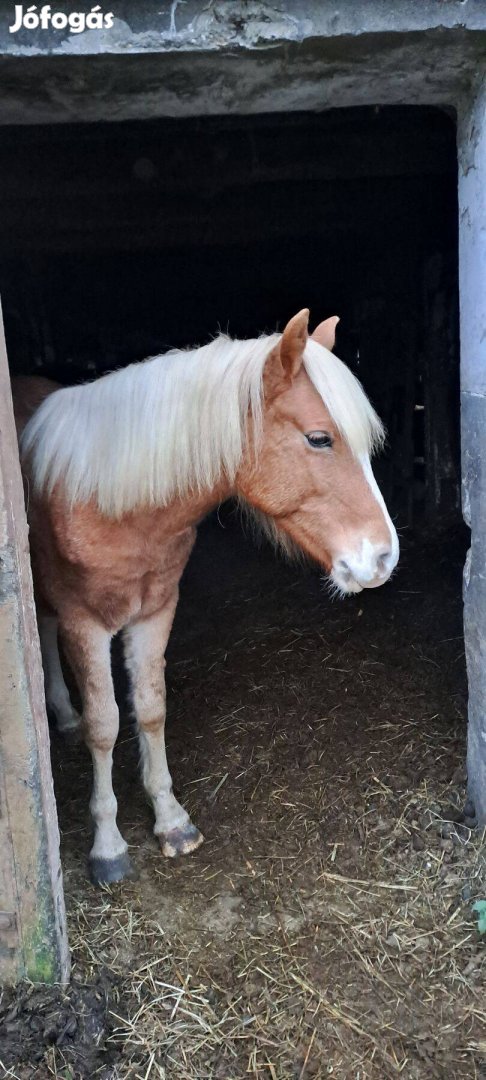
[
  {"xmin": 38, "ymin": 499, "xmax": 197, "ymax": 630},
  {"xmin": 99, "ymin": 529, "xmax": 196, "ymax": 625},
  {"xmin": 136, "ymin": 568, "xmax": 176, "ymax": 618}
]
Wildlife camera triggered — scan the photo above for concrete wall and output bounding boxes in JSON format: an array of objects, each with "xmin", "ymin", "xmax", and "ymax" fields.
[{"xmin": 458, "ymin": 79, "xmax": 486, "ymax": 824}]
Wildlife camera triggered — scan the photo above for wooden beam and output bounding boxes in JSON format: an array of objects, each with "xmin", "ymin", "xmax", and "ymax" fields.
[{"xmin": 0, "ymin": 300, "xmax": 69, "ymax": 984}]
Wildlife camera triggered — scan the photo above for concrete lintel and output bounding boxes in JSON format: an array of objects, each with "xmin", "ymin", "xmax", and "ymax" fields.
[{"xmin": 0, "ymin": 2, "xmax": 484, "ymax": 124}]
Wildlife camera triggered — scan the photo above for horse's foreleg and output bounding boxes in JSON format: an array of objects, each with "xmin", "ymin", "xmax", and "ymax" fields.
[
  {"xmin": 39, "ymin": 614, "xmax": 81, "ymax": 735},
  {"xmin": 123, "ymin": 599, "xmax": 204, "ymax": 858},
  {"xmin": 59, "ymin": 612, "xmax": 134, "ymax": 885}
]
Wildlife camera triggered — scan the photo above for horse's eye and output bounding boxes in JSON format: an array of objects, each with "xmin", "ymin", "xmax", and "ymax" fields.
[{"xmin": 305, "ymin": 431, "xmax": 333, "ymax": 450}]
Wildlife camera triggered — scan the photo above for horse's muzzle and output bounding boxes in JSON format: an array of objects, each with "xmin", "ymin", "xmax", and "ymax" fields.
[{"xmin": 331, "ymin": 538, "xmax": 399, "ymax": 594}]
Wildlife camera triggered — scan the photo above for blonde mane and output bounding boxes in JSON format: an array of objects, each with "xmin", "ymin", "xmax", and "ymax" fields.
[{"xmin": 21, "ymin": 333, "xmax": 384, "ymax": 518}]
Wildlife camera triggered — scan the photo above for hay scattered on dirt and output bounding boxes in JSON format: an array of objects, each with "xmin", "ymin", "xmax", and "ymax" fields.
[
  {"xmin": 62, "ymin": 792, "xmax": 485, "ymax": 1080},
  {"xmin": 1, "ymin": 525, "xmax": 485, "ymax": 1079}
]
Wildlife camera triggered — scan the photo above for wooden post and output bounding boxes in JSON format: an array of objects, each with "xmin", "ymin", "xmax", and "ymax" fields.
[
  {"xmin": 422, "ymin": 253, "xmax": 460, "ymax": 522},
  {"xmin": 0, "ymin": 300, "xmax": 69, "ymax": 984},
  {"xmin": 458, "ymin": 78, "xmax": 486, "ymax": 826}
]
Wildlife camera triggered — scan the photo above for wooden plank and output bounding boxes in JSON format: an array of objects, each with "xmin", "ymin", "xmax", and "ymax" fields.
[
  {"xmin": 422, "ymin": 253, "xmax": 460, "ymax": 521},
  {"xmin": 0, "ymin": 299, "xmax": 69, "ymax": 984}
]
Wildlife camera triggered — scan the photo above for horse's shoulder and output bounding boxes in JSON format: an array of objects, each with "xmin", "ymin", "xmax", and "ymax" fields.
[{"xmin": 45, "ymin": 493, "xmax": 122, "ymax": 565}]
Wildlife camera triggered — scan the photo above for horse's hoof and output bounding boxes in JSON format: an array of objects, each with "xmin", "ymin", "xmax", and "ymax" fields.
[
  {"xmin": 48, "ymin": 708, "xmax": 82, "ymax": 741},
  {"xmin": 463, "ymin": 799, "xmax": 477, "ymax": 828},
  {"xmin": 159, "ymin": 823, "xmax": 204, "ymax": 858},
  {"xmin": 89, "ymin": 851, "xmax": 138, "ymax": 886}
]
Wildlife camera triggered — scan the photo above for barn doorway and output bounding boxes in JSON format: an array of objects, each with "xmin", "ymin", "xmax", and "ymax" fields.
[
  {"xmin": 2, "ymin": 101, "xmax": 466, "ymax": 835},
  {"xmin": 3, "ymin": 105, "xmax": 478, "ymax": 1071}
]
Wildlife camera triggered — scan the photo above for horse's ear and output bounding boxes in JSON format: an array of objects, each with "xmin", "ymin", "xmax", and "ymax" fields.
[
  {"xmin": 311, "ymin": 315, "xmax": 340, "ymax": 352},
  {"xmin": 263, "ymin": 310, "xmax": 309, "ymax": 399},
  {"xmin": 279, "ymin": 309, "xmax": 309, "ymax": 379}
]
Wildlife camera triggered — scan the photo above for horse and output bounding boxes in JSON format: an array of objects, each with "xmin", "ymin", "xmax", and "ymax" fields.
[{"xmin": 12, "ymin": 309, "xmax": 399, "ymax": 885}]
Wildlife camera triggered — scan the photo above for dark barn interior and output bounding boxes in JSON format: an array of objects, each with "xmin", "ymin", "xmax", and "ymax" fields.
[
  {"xmin": 2, "ymin": 106, "xmax": 479, "ymax": 1077},
  {"xmin": 3, "ymin": 105, "xmax": 460, "ymax": 525}
]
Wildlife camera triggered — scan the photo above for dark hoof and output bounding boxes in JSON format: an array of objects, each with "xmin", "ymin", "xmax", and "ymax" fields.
[
  {"xmin": 159, "ymin": 823, "xmax": 204, "ymax": 858},
  {"xmin": 89, "ymin": 851, "xmax": 138, "ymax": 886},
  {"xmin": 46, "ymin": 708, "xmax": 57, "ymax": 730},
  {"xmin": 463, "ymin": 799, "xmax": 477, "ymax": 828},
  {"xmin": 59, "ymin": 724, "xmax": 83, "ymax": 745},
  {"xmin": 47, "ymin": 709, "xmax": 82, "ymax": 742}
]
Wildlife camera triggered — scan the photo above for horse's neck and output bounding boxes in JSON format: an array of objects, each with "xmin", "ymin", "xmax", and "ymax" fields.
[
  {"xmin": 149, "ymin": 479, "xmax": 232, "ymax": 535},
  {"xmin": 44, "ymin": 476, "xmax": 233, "ymax": 557},
  {"xmin": 42, "ymin": 479, "xmax": 234, "ymax": 592}
]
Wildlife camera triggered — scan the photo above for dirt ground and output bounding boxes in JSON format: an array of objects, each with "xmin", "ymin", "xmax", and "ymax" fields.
[{"xmin": 1, "ymin": 513, "xmax": 485, "ymax": 1080}]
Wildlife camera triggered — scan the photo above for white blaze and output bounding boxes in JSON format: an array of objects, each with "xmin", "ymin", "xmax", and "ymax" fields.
[{"xmin": 330, "ymin": 455, "xmax": 399, "ymax": 594}]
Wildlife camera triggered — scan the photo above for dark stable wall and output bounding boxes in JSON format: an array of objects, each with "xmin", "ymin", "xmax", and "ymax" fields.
[{"xmin": 0, "ymin": 106, "xmax": 459, "ymax": 527}]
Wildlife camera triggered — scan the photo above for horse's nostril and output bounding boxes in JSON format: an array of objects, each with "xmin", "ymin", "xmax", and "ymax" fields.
[
  {"xmin": 337, "ymin": 559, "xmax": 350, "ymax": 573},
  {"xmin": 377, "ymin": 550, "xmax": 391, "ymax": 571}
]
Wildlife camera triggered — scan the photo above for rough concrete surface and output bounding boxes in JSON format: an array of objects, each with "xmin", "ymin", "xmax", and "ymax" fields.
[
  {"xmin": 1, "ymin": 1, "xmax": 485, "ymax": 56},
  {"xmin": 458, "ymin": 80, "xmax": 486, "ymax": 823},
  {"xmin": 0, "ymin": 1, "xmax": 484, "ymax": 123}
]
